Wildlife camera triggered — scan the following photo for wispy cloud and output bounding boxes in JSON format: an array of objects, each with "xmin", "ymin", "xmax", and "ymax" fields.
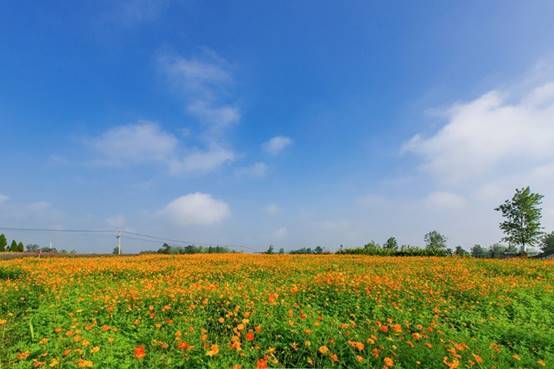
[
  {"xmin": 106, "ymin": 0, "xmax": 171, "ymax": 28},
  {"xmin": 159, "ymin": 51, "xmax": 240, "ymax": 131},
  {"xmin": 91, "ymin": 121, "xmax": 178, "ymax": 165},
  {"xmin": 0, "ymin": 193, "xmax": 8, "ymax": 204},
  {"xmin": 263, "ymin": 136, "xmax": 293, "ymax": 155},
  {"xmin": 235, "ymin": 162, "xmax": 268, "ymax": 178},
  {"xmin": 169, "ymin": 145, "xmax": 235, "ymax": 174}
]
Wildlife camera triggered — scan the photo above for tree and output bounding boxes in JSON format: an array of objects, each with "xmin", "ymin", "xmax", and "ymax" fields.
[
  {"xmin": 17, "ymin": 242, "xmax": 24, "ymax": 252},
  {"xmin": 9, "ymin": 240, "xmax": 18, "ymax": 252},
  {"xmin": 541, "ymin": 232, "xmax": 554, "ymax": 254},
  {"xmin": 26, "ymin": 244, "xmax": 40, "ymax": 252},
  {"xmin": 424, "ymin": 231, "xmax": 447, "ymax": 251},
  {"xmin": 0, "ymin": 233, "xmax": 6, "ymax": 252},
  {"xmin": 454, "ymin": 246, "xmax": 469, "ymax": 256},
  {"xmin": 471, "ymin": 244, "xmax": 486, "ymax": 258},
  {"xmin": 265, "ymin": 245, "xmax": 274, "ymax": 254},
  {"xmin": 384, "ymin": 237, "xmax": 398, "ymax": 251},
  {"xmin": 313, "ymin": 246, "xmax": 323, "ymax": 254},
  {"xmin": 278, "ymin": 248, "xmax": 285, "ymax": 254},
  {"xmin": 495, "ymin": 186, "xmax": 543, "ymax": 253}
]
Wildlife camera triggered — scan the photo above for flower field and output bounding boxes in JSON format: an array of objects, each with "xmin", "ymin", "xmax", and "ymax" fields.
[{"xmin": 1, "ymin": 255, "xmax": 553, "ymax": 368}]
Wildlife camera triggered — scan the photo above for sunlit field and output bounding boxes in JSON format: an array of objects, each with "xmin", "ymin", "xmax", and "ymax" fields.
[{"xmin": 1, "ymin": 255, "xmax": 553, "ymax": 368}]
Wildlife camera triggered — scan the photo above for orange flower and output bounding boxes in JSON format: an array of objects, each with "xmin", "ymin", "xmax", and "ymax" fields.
[
  {"xmin": 78, "ymin": 360, "xmax": 93, "ymax": 368},
  {"xmin": 134, "ymin": 345, "xmax": 146, "ymax": 360},
  {"xmin": 384, "ymin": 357, "xmax": 394, "ymax": 367},
  {"xmin": 257, "ymin": 356, "xmax": 268, "ymax": 369},
  {"xmin": 206, "ymin": 344, "xmax": 219, "ymax": 357},
  {"xmin": 471, "ymin": 353, "xmax": 483, "ymax": 364},
  {"xmin": 177, "ymin": 341, "xmax": 193, "ymax": 351},
  {"xmin": 246, "ymin": 332, "xmax": 255, "ymax": 341},
  {"xmin": 319, "ymin": 345, "xmax": 329, "ymax": 355},
  {"xmin": 16, "ymin": 352, "xmax": 30, "ymax": 360}
]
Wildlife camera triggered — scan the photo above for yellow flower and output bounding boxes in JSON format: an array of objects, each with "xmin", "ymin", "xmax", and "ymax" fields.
[{"xmin": 318, "ymin": 345, "xmax": 329, "ymax": 355}]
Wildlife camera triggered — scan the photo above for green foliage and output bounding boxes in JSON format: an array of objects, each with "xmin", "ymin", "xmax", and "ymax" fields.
[
  {"xmin": 541, "ymin": 232, "xmax": 554, "ymax": 254},
  {"xmin": 495, "ymin": 186, "xmax": 544, "ymax": 251},
  {"xmin": 157, "ymin": 243, "xmax": 233, "ymax": 254},
  {"xmin": 424, "ymin": 230, "xmax": 447, "ymax": 251},
  {"xmin": 454, "ymin": 246, "xmax": 469, "ymax": 256},
  {"xmin": 265, "ymin": 245, "xmax": 274, "ymax": 254},
  {"xmin": 0, "ymin": 233, "xmax": 7, "ymax": 251},
  {"xmin": 383, "ymin": 236, "xmax": 398, "ymax": 251},
  {"xmin": 9, "ymin": 240, "xmax": 18, "ymax": 252}
]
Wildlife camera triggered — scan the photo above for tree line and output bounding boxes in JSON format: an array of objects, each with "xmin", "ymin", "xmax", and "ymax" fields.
[
  {"xmin": 264, "ymin": 186, "xmax": 554, "ymax": 258},
  {"xmin": 0, "ymin": 234, "xmax": 25, "ymax": 252}
]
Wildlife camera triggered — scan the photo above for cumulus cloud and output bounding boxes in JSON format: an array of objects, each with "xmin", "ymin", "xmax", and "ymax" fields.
[
  {"xmin": 91, "ymin": 121, "xmax": 178, "ymax": 165},
  {"xmin": 170, "ymin": 146, "xmax": 235, "ymax": 174},
  {"xmin": 0, "ymin": 193, "xmax": 8, "ymax": 204},
  {"xmin": 235, "ymin": 162, "xmax": 268, "ymax": 178},
  {"xmin": 263, "ymin": 136, "xmax": 292, "ymax": 155},
  {"xmin": 404, "ymin": 83, "xmax": 554, "ymax": 185},
  {"xmin": 158, "ymin": 193, "xmax": 230, "ymax": 226},
  {"xmin": 160, "ymin": 52, "xmax": 240, "ymax": 130},
  {"xmin": 90, "ymin": 122, "xmax": 234, "ymax": 174}
]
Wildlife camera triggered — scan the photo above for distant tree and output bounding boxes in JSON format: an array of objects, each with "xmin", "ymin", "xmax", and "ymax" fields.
[
  {"xmin": 112, "ymin": 247, "xmax": 119, "ymax": 255},
  {"xmin": 489, "ymin": 243, "xmax": 507, "ymax": 258},
  {"xmin": 9, "ymin": 240, "xmax": 18, "ymax": 252},
  {"xmin": 266, "ymin": 245, "xmax": 274, "ymax": 254},
  {"xmin": 541, "ymin": 232, "xmax": 554, "ymax": 254},
  {"xmin": 0, "ymin": 234, "xmax": 6, "ymax": 252},
  {"xmin": 278, "ymin": 248, "xmax": 285, "ymax": 254},
  {"xmin": 470, "ymin": 244, "xmax": 485, "ymax": 257},
  {"xmin": 314, "ymin": 246, "xmax": 323, "ymax": 254},
  {"xmin": 454, "ymin": 246, "xmax": 469, "ymax": 256},
  {"xmin": 17, "ymin": 242, "xmax": 24, "ymax": 252},
  {"xmin": 424, "ymin": 231, "xmax": 447, "ymax": 251},
  {"xmin": 495, "ymin": 186, "xmax": 543, "ymax": 253},
  {"xmin": 383, "ymin": 237, "xmax": 398, "ymax": 251},
  {"xmin": 26, "ymin": 244, "xmax": 40, "ymax": 252}
]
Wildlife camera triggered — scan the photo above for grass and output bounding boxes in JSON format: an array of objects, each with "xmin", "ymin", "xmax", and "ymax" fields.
[{"xmin": 0, "ymin": 254, "xmax": 553, "ymax": 368}]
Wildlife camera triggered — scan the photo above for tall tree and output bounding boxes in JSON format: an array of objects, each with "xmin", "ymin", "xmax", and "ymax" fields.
[
  {"xmin": 495, "ymin": 186, "xmax": 543, "ymax": 252},
  {"xmin": 0, "ymin": 233, "xmax": 6, "ymax": 252},
  {"xmin": 9, "ymin": 240, "xmax": 18, "ymax": 252},
  {"xmin": 424, "ymin": 231, "xmax": 447, "ymax": 251},
  {"xmin": 17, "ymin": 242, "xmax": 24, "ymax": 252},
  {"xmin": 384, "ymin": 237, "xmax": 398, "ymax": 251}
]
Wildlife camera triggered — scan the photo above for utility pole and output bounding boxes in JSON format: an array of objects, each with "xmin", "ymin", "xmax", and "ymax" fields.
[{"xmin": 116, "ymin": 230, "xmax": 121, "ymax": 255}]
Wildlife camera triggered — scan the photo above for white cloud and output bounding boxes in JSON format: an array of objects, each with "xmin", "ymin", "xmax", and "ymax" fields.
[
  {"xmin": 158, "ymin": 193, "xmax": 230, "ymax": 226},
  {"xmin": 107, "ymin": 0, "xmax": 170, "ymax": 27},
  {"xmin": 235, "ymin": 162, "xmax": 268, "ymax": 178},
  {"xmin": 425, "ymin": 191, "xmax": 466, "ymax": 209},
  {"xmin": 92, "ymin": 121, "xmax": 178, "ymax": 165},
  {"xmin": 404, "ymin": 83, "xmax": 554, "ymax": 184},
  {"xmin": 264, "ymin": 203, "xmax": 280, "ymax": 216},
  {"xmin": 170, "ymin": 146, "xmax": 235, "ymax": 174},
  {"xmin": 263, "ymin": 136, "xmax": 293, "ymax": 155},
  {"xmin": 160, "ymin": 53, "xmax": 239, "ymax": 130},
  {"xmin": 0, "ymin": 193, "xmax": 8, "ymax": 204}
]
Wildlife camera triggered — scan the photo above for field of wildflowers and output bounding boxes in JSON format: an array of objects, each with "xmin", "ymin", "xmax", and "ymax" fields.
[{"xmin": 0, "ymin": 255, "xmax": 553, "ymax": 368}]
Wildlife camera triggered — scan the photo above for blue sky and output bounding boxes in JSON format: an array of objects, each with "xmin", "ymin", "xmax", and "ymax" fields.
[{"xmin": 1, "ymin": 1, "xmax": 554, "ymax": 252}]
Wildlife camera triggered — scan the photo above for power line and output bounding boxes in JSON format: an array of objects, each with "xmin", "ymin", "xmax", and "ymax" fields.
[{"xmin": 0, "ymin": 226, "xmax": 114, "ymax": 233}]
